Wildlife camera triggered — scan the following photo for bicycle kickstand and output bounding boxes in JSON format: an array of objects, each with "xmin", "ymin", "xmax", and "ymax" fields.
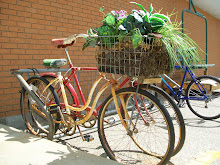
[{"xmin": 177, "ymin": 99, "xmax": 186, "ymax": 108}]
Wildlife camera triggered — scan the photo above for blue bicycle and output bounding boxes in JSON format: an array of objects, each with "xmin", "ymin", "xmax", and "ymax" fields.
[{"xmin": 160, "ymin": 65, "xmax": 220, "ymax": 120}]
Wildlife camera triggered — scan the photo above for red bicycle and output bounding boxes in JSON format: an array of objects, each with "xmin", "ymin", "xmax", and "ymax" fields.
[{"xmin": 21, "ymin": 34, "xmax": 185, "ymax": 159}]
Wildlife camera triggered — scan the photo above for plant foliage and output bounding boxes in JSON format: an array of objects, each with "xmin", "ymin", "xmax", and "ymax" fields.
[{"xmin": 82, "ymin": 2, "xmax": 204, "ymax": 69}]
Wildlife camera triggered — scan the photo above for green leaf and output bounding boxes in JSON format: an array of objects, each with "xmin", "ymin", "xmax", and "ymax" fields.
[
  {"xmin": 118, "ymin": 30, "xmax": 128, "ymax": 41},
  {"xmin": 132, "ymin": 29, "xmax": 142, "ymax": 49},
  {"xmin": 149, "ymin": 17, "xmax": 165, "ymax": 24},
  {"xmin": 132, "ymin": 11, "xmax": 143, "ymax": 22},
  {"xmin": 116, "ymin": 18, "xmax": 125, "ymax": 30},
  {"xmin": 142, "ymin": 21, "xmax": 152, "ymax": 34},
  {"xmin": 122, "ymin": 15, "xmax": 135, "ymax": 32},
  {"xmin": 82, "ymin": 38, "xmax": 97, "ymax": 50},
  {"xmin": 143, "ymin": 12, "xmax": 150, "ymax": 23},
  {"xmin": 152, "ymin": 13, "xmax": 171, "ymax": 22},
  {"xmin": 126, "ymin": 14, "xmax": 135, "ymax": 22},
  {"xmin": 130, "ymin": 2, "xmax": 147, "ymax": 13},
  {"xmin": 105, "ymin": 15, "xmax": 115, "ymax": 26},
  {"xmin": 139, "ymin": 10, "xmax": 146, "ymax": 17},
  {"xmin": 150, "ymin": 4, "xmax": 153, "ymax": 16},
  {"xmin": 100, "ymin": 6, "xmax": 104, "ymax": 12},
  {"xmin": 151, "ymin": 20, "xmax": 164, "ymax": 31}
]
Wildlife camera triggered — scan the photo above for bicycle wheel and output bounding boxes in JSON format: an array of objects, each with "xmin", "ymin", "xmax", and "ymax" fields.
[
  {"xmin": 140, "ymin": 84, "xmax": 185, "ymax": 156},
  {"xmin": 20, "ymin": 75, "xmax": 60, "ymax": 137},
  {"xmin": 186, "ymin": 75, "xmax": 220, "ymax": 120},
  {"xmin": 42, "ymin": 75, "xmax": 75, "ymax": 107},
  {"xmin": 98, "ymin": 87, "xmax": 175, "ymax": 165}
]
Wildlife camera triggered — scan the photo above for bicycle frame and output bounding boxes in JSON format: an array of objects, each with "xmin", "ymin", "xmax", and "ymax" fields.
[
  {"xmin": 40, "ymin": 46, "xmax": 155, "ymax": 128},
  {"xmin": 160, "ymin": 65, "xmax": 208, "ymax": 101},
  {"xmin": 41, "ymin": 47, "xmax": 132, "ymax": 110},
  {"xmin": 45, "ymin": 71, "xmax": 116, "ymax": 125}
]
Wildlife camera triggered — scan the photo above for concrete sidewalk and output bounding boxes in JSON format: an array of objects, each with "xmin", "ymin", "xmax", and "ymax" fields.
[{"xmin": 0, "ymin": 124, "xmax": 121, "ymax": 165}]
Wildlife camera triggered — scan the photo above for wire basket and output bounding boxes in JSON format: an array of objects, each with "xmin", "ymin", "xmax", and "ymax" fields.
[{"xmin": 96, "ymin": 36, "xmax": 170, "ymax": 79}]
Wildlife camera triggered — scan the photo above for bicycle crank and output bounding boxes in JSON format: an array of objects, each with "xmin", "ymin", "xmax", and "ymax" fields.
[{"xmin": 59, "ymin": 114, "xmax": 76, "ymax": 136}]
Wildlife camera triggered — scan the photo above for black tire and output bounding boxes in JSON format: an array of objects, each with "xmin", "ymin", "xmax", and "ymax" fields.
[
  {"xmin": 140, "ymin": 84, "xmax": 185, "ymax": 156},
  {"xmin": 20, "ymin": 75, "xmax": 60, "ymax": 138},
  {"xmin": 186, "ymin": 75, "xmax": 220, "ymax": 120},
  {"xmin": 98, "ymin": 87, "xmax": 175, "ymax": 165}
]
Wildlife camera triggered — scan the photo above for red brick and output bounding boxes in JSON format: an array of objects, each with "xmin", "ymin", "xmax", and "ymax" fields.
[
  {"xmin": 1, "ymin": 43, "xmax": 17, "ymax": 49},
  {"xmin": 38, "ymin": 29, "xmax": 50, "ymax": 35},
  {"xmin": 11, "ymin": 49, "xmax": 25, "ymax": 55},
  {"xmin": 37, "ymin": 0, "xmax": 51, "ymax": 6},
  {"xmin": 0, "ymin": 2, "xmax": 9, "ymax": 9},
  {"xmin": 57, "ymin": 8, "xmax": 68, "ymax": 14},
  {"xmin": 9, "ymin": 15, "xmax": 24, "ymax": 22},
  {"xmin": 31, "ymin": 34, "xmax": 45, "ymax": 40},
  {"xmin": 9, "ymin": 27, "xmax": 24, "ymax": 33},
  {"xmin": 45, "ymin": 25, "xmax": 57, "ymax": 31},
  {"xmin": 1, "ymin": 8, "xmax": 17, "ymax": 15},
  {"xmin": 50, "ymin": 2, "xmax": 61, "ymax": 8},
  {"xmin": 57, "ymin": 0, "xmax": 68, "ymax": 5},
  {"xmin": 17, "ymin": 11, "xmax": 32, "ymax": 18},
  {"xmin": 11, "ymin": 60, "xmax": 25, "ymax": 65},
  {"xmin": 25, "ymin": 49, "xmax": 39, "ymax": 55},
  {"xmin": 0, "ymin": 60, "xmax": 10, "ymax": 66},
  {"xmin": 24, "ymin": 18, "xmax": 38, "ymax": 24},
  {"xmin": 17, "ymin": 0, "xmax": 31, "ymax": 7},
  {"xmin": 0, "ymin": 0, "xmax": 219, "ymax": 119},
  {"xmin": 18, "ymin": 54, "xmax": 33, "ymax": 60},
  {"xmin": 38, "ymin": 9, "xmax": 51, "ymax": 16},
  {"xmin": 46, "ymin": 6, "xmax": 57, "ymax": 12},
  {"xmin": 17, "ymin": 22, "xmax": 31, "ymax": 28},
  {"xmin": 25, "ymin": 28, "xmax": 39, "ymax": 34},
  {"xmin": 25, "ymin": 7, "xmax": 37, "ymax": 13},
  {"xmin": 0, "ymin": 112, "xmax": 5, "ymax": 118},
  {"xmin": 1, "ymin": 20, "xmax": 16, "ymax": 26},
  {"xmin": 32, "ymin": 24, "xmax": 45, "ymax": 30},
  {"xmin": 2, "ymin": 54, "xmax": 19, "ymax": 59},
  {"xmin": 0, "ymin": 48, "xmax": 11, "ymax": 54},
  {"xmin": 45, "ymin": 15, "xmax": 57, "ymax": 22},
  {"xmin": 32, "ymin": 13, "xmax": 45, "ymax": 20},
  {"xmin": 6, "ymin": 110, "xmax": 21, "ymax": 117},
  {"xmin": 17, "ymin": 33, "xmax": 32, "ymax": 39},
  {"xmin": 9, "ymin": 4, "xmax": 25, "ymax": 11},
  {"xmin": 0, "ymin": 14, "xmax": 9, "ymax": 21},
  {"xmin": 32, "ymin": 3, "xmax": 45, "ymax": 10}
]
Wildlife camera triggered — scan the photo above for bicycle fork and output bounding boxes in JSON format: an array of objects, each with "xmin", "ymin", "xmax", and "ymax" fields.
[{"xmin": 111, "ymin": 84, "xmax": 133, "ymax": 136}]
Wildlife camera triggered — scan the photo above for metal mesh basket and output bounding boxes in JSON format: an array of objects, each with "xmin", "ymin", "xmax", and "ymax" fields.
[{"xmin": 96, "ymin": 36, "xmax": 170, "ymax": 78}]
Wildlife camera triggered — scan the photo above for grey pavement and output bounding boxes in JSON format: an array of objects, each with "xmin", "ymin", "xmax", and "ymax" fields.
[
  {"xmin": 169, "ymin": 106, "xmax": 220, "ymax": 165},
  {"xmin": 0, "ymin": 124, "xmax": 121, "ymax": 165},
  {"xmin": 54, "ymin": 105, "xmax": 220, "ymax": 165},
  {"xmin": 0, "ymin": 105, "xmax": 220, "ymax": 165}
]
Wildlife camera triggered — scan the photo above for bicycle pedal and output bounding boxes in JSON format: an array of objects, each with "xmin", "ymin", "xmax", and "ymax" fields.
[
  {"xmin": 48, "ymin": 104, "xmax": 59, "ymax": 114},
  {"xmin": 83, "ymin": 134, "xmax": 94, "ymax": 142}
]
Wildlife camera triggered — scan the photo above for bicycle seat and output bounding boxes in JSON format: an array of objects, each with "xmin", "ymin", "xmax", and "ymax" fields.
[
  {"xmin": 51, "ymin": 34, "xmax": 89, "ymax": 48},
  {"xmin": 51, "ymin": 38, "xmax": 74, "ymax": 48},
  {"xmin": 43, "ymin": 59, "xmax": 67, "ymax": 68}
]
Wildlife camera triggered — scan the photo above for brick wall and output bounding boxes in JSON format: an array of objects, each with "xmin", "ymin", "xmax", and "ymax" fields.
[{"xmin": 0, "ymin": 0, "xmax": 219, "ymax": 118}]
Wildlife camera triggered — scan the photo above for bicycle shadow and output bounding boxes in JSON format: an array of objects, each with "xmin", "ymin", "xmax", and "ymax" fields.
[
  {"xmin": 183, "ymin": 117, "xmax": 220, "ymax": 128},
  {"xmin": 54, "ymin": 129, "xmax": 108, "ymax": 159},
  {"xmin": 46, "ymin": 146, "xmax": 119, "ymax": 165},
  {"xmin": 0, "ymin": 124, "xmax": 41, "ymax": 144},
  {"xmin": 0, "ymin": 124, "xmax": 119, "ymax": 165}
]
